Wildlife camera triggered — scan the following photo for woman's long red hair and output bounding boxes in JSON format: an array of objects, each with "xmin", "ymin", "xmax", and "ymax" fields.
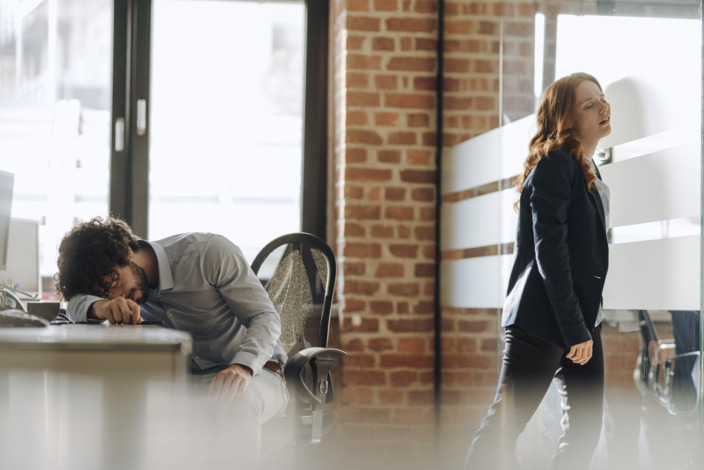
[{"xmin": 513, "ymin": 72, "xmax": 601, "ymax": 210}]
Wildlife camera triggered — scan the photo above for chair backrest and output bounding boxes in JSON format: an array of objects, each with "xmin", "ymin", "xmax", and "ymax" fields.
[{"xmin": 251, "ymin": 233, "xmax": 336, "ymax": 358}]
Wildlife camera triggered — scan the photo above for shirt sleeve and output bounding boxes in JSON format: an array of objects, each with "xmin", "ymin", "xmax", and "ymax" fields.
[
  {"xmin": 200, "ymin": 235, "xmax": 282, "ymax": 375},
  {"xmin": 66, "ymin": 294, "xmax": 107, "ymax": 323}
]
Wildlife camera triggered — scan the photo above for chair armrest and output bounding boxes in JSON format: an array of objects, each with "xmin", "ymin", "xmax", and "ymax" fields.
[
  {"xmin": 663, "ymin": 351, "xmax": 701, "ymax": 394},
  {"xmin": 665, "ymin": 350, "xmax": 701, "ymax": 366},
  {"xmin": 640, "ymin": 350, "xmax": 703, "ymax": 415},
  {"xmin": 284, "ymin": 347, "xmax": 346, "ymax": 405},
  {"xmin": 648, "ymin": 339, "xmax": 676, "ymax": 365}
]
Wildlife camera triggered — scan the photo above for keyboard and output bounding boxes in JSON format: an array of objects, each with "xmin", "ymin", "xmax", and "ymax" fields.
[{"xmin": 0, "ymin": 308, "xmax": 49, "ymax": 327}]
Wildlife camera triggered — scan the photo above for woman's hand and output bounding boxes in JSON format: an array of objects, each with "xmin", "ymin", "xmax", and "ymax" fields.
[{"xmin": 566, "ymin": 339, "xmax": 593, "ymax": 365}]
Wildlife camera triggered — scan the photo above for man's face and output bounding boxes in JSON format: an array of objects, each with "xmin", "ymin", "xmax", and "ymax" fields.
[{"xmin": 108, "ymin": 261, "xmax": 150, "ymax": 305}]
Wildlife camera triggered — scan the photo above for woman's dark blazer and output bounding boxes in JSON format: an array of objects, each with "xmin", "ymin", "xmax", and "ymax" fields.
[{"xmin": 502, "ymin": 149, "xmax": 608, "ymax": 349}]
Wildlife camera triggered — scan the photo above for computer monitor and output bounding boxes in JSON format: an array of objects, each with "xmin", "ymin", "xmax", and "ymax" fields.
[
  {"xmin": 0, "ymin": 171, "xmax": 14, "ymax": 272},
  {"xmin": 0, "ymin": 218, "xmax": 41, "ymax": 297}
]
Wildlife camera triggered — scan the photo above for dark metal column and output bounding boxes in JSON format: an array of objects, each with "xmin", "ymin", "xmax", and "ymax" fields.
[
  {"xmin": 434, "ymin": 0, "xmax": 445, "ymax": 436},
  {"xmin": 301, "ymin": 0, "xmax": 330, "ymax": 241}
]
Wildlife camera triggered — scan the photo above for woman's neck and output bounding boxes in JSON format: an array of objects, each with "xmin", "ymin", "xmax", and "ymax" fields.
[{"xmin": 582, "ymin": 141, "xmax": 597, "ymax": 161}]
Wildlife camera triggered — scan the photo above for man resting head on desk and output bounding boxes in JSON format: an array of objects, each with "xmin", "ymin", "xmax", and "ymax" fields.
[{"xmin": 55, "ymin": 216, "xmax": 288, "ymax": 463}]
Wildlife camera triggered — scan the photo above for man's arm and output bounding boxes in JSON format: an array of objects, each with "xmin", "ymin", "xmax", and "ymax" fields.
[
  {"xmin": 66, "ymin": 294, "xmax": 104, "ymax": 322},
  {"xmin": 204, "ymin": 235, "xmax": 282, "ymax": 372},
  {"xmin": 202, "ymin": 235, "xmax": 282, "ymax": 400},
  {"xmin": 67, "ymin": 294, "xmax": 141, "ymax": 324}
]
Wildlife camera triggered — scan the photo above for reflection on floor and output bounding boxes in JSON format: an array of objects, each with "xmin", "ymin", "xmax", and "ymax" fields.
[
  {"xmin": 598, "ymin": 391, "xmax": 700, "ymax": 470},
  {"xmin": 260, "ymin": 399, "xmax": 701, "ymax": 470},
  {"xmin": 0, "ymin": 382, "xmax": 699, "ymax": 470}
]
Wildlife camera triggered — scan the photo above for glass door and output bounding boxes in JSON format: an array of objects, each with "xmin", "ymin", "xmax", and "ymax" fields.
[
  {"xmin": 147, "ymin": 0, "xmax": 306, "ymax": 261},
  {"xmin": 441, "ymin": 0, "xmax": 704, "ymax": 466}
]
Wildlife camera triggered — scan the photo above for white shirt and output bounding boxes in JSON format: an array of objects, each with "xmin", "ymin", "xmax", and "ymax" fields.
[{"xmin": 591, "ymin": 159, "xmax": 610, "ymax": 328}]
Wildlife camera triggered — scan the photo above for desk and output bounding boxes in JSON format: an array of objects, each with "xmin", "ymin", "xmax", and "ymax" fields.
[
  {"xmin": 0, "ymin": 324, "xmax": 192, "ymax": 470},
  {"xmin": 0, "ymin": 324, "xmax": 192, "ymax": 376}
]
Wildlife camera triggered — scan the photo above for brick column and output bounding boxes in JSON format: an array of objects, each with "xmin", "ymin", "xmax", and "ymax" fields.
[
  {"xmin": 439, "ymin": 1, "xmax": 504, "ymax": 456},
  {"xmin": 331, "ymin": 0, "xmax": 439, "ymax": 464}
]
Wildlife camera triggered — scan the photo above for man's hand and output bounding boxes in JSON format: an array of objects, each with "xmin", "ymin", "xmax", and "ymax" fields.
[
  {"xmin": 208, "ymin": 364, "xmax": 253, "ymax": 402},
  {"xmin": 566, "ymin": 339, "xmax": 593, "ymax": 365},
  {"xmin": 90, "ymin": 298, "xmax": 141, "ymax": 324}
]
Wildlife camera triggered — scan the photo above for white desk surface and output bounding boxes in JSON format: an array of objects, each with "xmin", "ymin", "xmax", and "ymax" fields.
[
  {"xmin": 0, "ymin": 323, "xmax": 192, "ymax": 352},
  {"xmin": 0, "ymin": 323, "xmax": 195, "ymax": 470}
]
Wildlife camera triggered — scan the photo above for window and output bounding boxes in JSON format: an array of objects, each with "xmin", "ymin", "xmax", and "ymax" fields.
[
  {"xmin": 0, "ymin": 0, "xmax": 328, "ymax": 293},
  {"xmin": 147, "ymin": 0, "xmax": 306, "ymax": 261},
  {"xmin": 0, "ymin": 0, "xmax": 113, "ymax": 288}
]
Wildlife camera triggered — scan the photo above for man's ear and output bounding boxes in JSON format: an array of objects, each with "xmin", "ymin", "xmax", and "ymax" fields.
[{"xmin": 127, "ymin": 247, "xmax": 134, "ymax": 259}]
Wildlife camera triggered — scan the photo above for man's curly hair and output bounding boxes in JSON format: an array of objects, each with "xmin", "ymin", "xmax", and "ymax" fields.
[{"xmin": 54, "ymin": 216, "xmax": 141, "ymax": 301}]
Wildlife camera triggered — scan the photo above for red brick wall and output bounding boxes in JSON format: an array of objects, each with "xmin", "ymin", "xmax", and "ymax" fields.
[
  {"xmin": 442, "ymin": 1, "xmax": 502, "ymax": 147},
  {"xmin": 330, "ymin": 0, "xmax": 538, "ymax": 466},
  {"xmin": 331, "ymin": 0, "xmax": 439, "ymax": 466}
]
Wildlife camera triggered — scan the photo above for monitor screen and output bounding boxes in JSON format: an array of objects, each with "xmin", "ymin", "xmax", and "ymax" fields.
[
  {"xmin": 0, "ymin": 171, "xmax": 14, "ymax": 272},
  {"xmin": 0, "ymin": 218, "xmax": 41, "ymax": 296}
]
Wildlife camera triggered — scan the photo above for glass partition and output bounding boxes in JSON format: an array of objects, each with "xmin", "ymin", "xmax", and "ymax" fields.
[
  {"xmin": 499, "ymin": 1, "xmax": 703, "ymax": 467},
  {"xmin": 440, "ymin": 0, "xmax": 702, "ymax": 467}
]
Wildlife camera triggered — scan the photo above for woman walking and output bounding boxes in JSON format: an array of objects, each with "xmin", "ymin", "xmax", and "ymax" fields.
[{"xmin": 464, "ymin": 72, "xmax": 611, "ymax": 470}]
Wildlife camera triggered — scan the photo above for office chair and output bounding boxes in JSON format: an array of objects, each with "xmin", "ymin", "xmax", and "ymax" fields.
[
  {"xmin": 634, "ymin": 310, "xmax": 700, "ymax": 415},
  {"xmin": 251, "ymin": 232, "xmax": 346, "ymax": 445}
]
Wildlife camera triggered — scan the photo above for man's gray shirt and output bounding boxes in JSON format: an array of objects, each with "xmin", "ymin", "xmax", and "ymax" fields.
[{"xmin": 67, "ymin": 233, "xmax": 286, "ymax": 375}]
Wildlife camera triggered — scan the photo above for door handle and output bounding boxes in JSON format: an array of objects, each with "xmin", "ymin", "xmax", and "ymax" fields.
[
  {"xmin": 136, "ymin": 99, "xmax": 147, "ymax": 136},
  {"xmin": 114, "ymin": 117, "xmax": 125, "ymax": 151}
]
